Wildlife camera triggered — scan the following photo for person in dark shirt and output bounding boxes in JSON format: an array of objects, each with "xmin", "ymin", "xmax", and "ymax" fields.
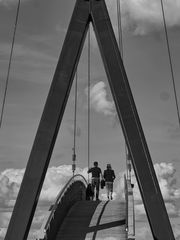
[
  {"xmin": 88, "ymin": 161, "xmax": 102, "ymax": 200},
  {"xmin": 103, "ymin": 164, "xmax": 116, "ymax": 200}
]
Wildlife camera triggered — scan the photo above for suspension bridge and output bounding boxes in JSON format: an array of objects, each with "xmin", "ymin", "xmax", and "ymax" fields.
[{"xmin": 1, "ymin": 0, "xmax": 178, "ymax": 240}]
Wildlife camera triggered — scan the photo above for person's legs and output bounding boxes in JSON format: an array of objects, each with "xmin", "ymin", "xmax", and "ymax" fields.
[
  {"xmin": 95, "ymin": 179, "xmax": 100, "ymax": 200},
  {"xmin": 105, "ymin": 182, "xmax": 113, "ymax": 200},
  {"xmin": 109, "ymin": 182, "xmax": 113, "ymax": 200},
  {"xmin": 91, "ymin": 179, "xmax": 96, "ymax": 200},
  {"xmin": 105, "ymin": 182, "xmax": 110, "ymax": 200},
  {"xmin": 91, "ymin": 178, "xmax": 100, "ymax": 200}
]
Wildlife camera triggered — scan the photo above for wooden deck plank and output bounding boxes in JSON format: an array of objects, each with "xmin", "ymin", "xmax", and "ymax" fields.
[{"xmin": 55, "ymin": 200, "xmax": 127, "ymax": 240}]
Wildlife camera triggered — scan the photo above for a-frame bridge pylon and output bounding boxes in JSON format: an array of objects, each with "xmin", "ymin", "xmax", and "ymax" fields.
[{"xmin": 5, "ymin": 1, "xmax": 175, "ymax": 240}]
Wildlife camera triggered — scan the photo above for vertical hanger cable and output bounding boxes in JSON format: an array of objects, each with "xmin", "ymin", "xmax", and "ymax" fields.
[
  {"xmin": 116, "ymin": 0, "xmax": 131, "ymax": 178},
  {"xmin": 87, "ymin": 25, "xmax": 91, "ymax": 182},
  {"xmin": 72, "ymin": 71, "xmax": 78, "ymax": 176},
  {"xmin": 160, "ymin": 0, "xmax": 180, "ymax": 127},
  {"xmin": 0, "ymin": 0, "xmax": 21, "ymax": 128}
]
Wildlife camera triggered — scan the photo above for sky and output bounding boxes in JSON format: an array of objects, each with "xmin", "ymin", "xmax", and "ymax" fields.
[{"xmin": 0, "ymin": 0, "xmax": 180, "ymax": 239}]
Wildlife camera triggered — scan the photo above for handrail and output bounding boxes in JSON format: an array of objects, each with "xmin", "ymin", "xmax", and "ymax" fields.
[
  {"xmin": 51, "ymin": 174, "xmax": 87, "ymax": 208},
  {"xmin": 124, "ymin": 174, "xmax": 128, "ymax": 232},
  {"xmin": 37, "ymin": 174, "xmax": 87, "ymax": 239},
  {"xmin": 124, "ymin": 174, "xmax": 135, "ymax": 240}
]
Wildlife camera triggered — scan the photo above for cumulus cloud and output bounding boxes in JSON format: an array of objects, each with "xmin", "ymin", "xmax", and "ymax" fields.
[
  {"xmin": 2, "ymin": 0, "xmax": 179, "ymax": 36},
  {"xmin": 0, "ymin": 213, "xmax": 12, "ymax": 239},
  {"xmin": 154, "ymin": 162, "xmax": 180, "ymax": 200},
  {"xmin": 30, "ymin": 209, "xmax": 48, "ymax": 231},
  {"xmin": 85, "ymin": 81, "xmax": 115, "ymax": 116},
  {"xmin": 132, "ymin": 162, "xmax": 180, "ymax": 202},
  {"xmin": 39, "ymin": 165, "xmax": 88, "ymax": 203},
  {"xmin": 114, "ymin": 162, "xmax": 180, "ymax": 218},
  {"xmin": 107, "ymin": 0, "xmax": 180, "ymax": 35},
  {"xmin": 135, "ymin": 201, "xmax": 179, "ymax": 219},
  {"xmin": 0, "ymin": 165, "xmax": 88, "ymax": 208},
  {"xmin": 0, "ymin": 162, "xmax": 179, "ymax": 238},
  {"xmin": 1, "ymin": 162, "xmax": 179, "ymax": 208},
  {"xmin": 135, "ymin": 222, "xmax": 180, "ymax": 240},
  {"xmin": 173, "ymin": 225, "xmax": 180, "ymax": 239},
  {"xmin": 0, "ymin": 165, "xmax": 88, "ymax": 238},
  {"xmin": 0, "ymin": 228, "xmax": 7, "ymax": 239},
  {"xmin": 0, "ymin": 169, "xmax": 23, "ymax": 208},
  {"xmin": 0, "ymin": 212, "xmax": 11, "ymax": 228}
]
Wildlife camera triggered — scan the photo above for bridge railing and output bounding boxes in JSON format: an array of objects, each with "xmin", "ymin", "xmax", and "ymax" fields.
[
  {"xmin": 36, "ymin": 174, "xmax": 87, "ymax": 240},
  {"xmin": 124, "ymin": 174, "xmax": 135, "ymax": 240}
]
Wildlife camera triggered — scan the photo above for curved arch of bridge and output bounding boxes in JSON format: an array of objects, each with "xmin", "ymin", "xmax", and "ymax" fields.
[
  {"xmin": 37, "ymin": 174, "xmax": 134, "ymax": 240},
  {"xmin": 37, "ymin": 174, "xmax": 87, "ymax": 240}
]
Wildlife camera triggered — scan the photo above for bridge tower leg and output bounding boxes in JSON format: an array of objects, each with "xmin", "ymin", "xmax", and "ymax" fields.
[{"xmin": 5, "ymin": 1, "xmax": 175, "ymax": 240}]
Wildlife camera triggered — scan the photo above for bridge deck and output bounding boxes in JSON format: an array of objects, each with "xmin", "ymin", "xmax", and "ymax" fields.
[{"xmin": 55, "ymin": 200, "xmax": 127, "ymax": 240}]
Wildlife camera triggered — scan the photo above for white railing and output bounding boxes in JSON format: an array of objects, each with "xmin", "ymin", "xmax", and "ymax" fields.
[{"xmin": 36, "ymin": 174, "xmax": 87, "ymax": 240}]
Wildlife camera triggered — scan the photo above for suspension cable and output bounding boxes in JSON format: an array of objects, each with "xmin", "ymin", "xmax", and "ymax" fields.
[
  {"xmin": 116, "ymin": 0, "xmax": 131, "ymax": 179},
  {"xmin": 72, "ymin": 71, "xmax": 78, "ymax": 176},
  {"xmin": 160, "ymin": 0, "xmax": 180, "ymax": 127},
  {"xmin": 0, "ymin": 0, "xmax": 21, "ymax": 128},
  {"xmin": 87, "ymin": 25, "xmax": 91, "ymax": 182}
]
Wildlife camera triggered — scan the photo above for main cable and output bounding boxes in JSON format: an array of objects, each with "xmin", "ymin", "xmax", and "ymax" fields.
[
  {"xmin": 0, "ymin": 0, "xmax": 21, "ymax": 128},
  {"xmin": 87, "ymin": 25, "xmax": 91, "ymax": 182},
  {"xmin": 160, "ymin": 0, "xmax": 180, "ymax": 127},
  {"xmin": 72, "ymin": 71, "xmax": 78, "ymax": 176}
]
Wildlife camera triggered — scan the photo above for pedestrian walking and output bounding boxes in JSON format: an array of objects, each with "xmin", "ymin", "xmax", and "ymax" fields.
[
  {"xmin": 88, "ymin": 161, "xmax": 102, "ymax": 200},
  {"xmin": 103, "ymin": 164, "xmax": 116, "ymax": 200}
]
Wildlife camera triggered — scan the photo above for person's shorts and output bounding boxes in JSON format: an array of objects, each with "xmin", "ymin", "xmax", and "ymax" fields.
[
  {"xmin": 91, "ymin": 177, "xmax": 100, "ymax": 190},
  {"xmin": 105, "ymin": 181, "xmax": 113, "ymax": 192}
]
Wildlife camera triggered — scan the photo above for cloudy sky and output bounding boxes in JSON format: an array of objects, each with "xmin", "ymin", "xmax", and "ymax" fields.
[{"xmin": 0, "ymin": 0, "xmax": 180, "ymax": 239}]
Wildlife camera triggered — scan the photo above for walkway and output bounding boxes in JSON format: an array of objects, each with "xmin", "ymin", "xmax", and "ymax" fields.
[{"xmin": 55, "ymin": 200, "xmax": 127, "ymax": 240}]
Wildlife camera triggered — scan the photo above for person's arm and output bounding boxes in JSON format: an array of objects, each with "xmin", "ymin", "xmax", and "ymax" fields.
[
  {"xmin": 112, "ymin": 170, "xmax": 116, "ymax": 180},
  {"xmin": 100, "ymin": 168, "xmax": 103, "ymax": 179},
  {"xmin": 103, "ymin": 170, "xmax": 106, "ymax": 181},
  {"xmin": 88, "ymin": 168, "xmax": 92, "ymax": 173}
]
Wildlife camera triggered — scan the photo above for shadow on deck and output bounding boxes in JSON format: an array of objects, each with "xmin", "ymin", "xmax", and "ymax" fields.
[{"xmin": 55, "ymin": 200, "xmax": 126, "ymax": 240}]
